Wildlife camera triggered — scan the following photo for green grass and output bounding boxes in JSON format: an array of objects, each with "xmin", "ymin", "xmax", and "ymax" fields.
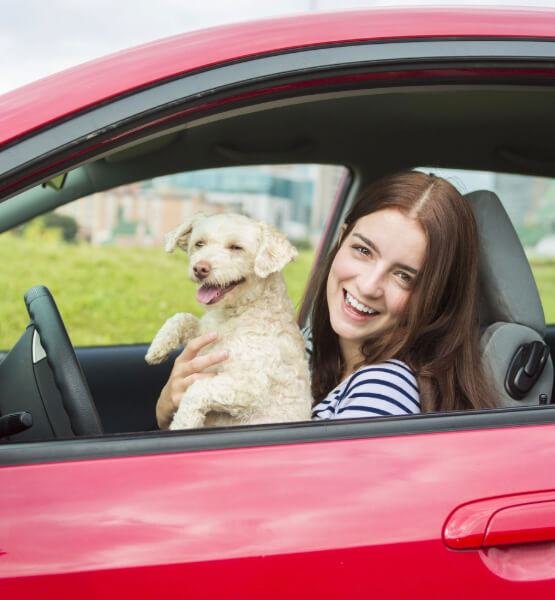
[
  {"xmin": 527, "ymin": 260, "xmax": 555, "ymax": 322},
  {"xmin": 2, "ymin": 232, "xmax": 555, "ymax": 350},
  {"xmin": 0, "ymin": 234, "xmax": 315, "ymax": 349}
]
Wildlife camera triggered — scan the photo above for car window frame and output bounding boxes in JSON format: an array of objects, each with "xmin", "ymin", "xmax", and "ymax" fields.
[
  {"xmin": 3, "ymin": 37, "xmax": 555, "ymax": 200},
  {"xmin": 1, "ymin": 402, "xmax": 555, "ymax": 466}
]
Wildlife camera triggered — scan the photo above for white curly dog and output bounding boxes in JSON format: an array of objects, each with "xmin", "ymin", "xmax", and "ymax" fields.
[{"xmin": 145, "ymin": 212, "xmax": 312, "ymax": 429}]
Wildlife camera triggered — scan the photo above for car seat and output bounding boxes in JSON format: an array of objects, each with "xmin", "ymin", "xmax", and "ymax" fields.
[{"xmin": 466, "ymin": 190, "xmax": 553, "ymax": 406}]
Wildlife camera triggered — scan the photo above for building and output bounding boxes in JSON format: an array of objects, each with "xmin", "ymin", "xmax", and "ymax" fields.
[{"xmin": 57, "ymin": 164, "xmax": 345, "ymax": 248}]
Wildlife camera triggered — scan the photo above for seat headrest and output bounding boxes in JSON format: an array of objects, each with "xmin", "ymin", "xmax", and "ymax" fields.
[{"xmin": 465, "ymin": 190, "xmax": 545, "ymax": 336}]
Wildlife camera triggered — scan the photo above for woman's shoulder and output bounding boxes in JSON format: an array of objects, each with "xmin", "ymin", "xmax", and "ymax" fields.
[
  {"xmin": 347, "ymin": 359, "xmax": 418, "ymax": 389},
  {"xmin": 312, "ymin": 359, "xmax": 420, "ymax": 420},
  {"xmin": 334, "ymin": 359, "xmax": 420, "ymax": 417}
]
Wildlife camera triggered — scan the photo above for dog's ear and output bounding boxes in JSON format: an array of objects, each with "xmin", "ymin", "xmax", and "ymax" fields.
[
  {"xmin": 165, "ymin": 213, "xmax": 206, "ymax": 253},
  {"xmin": 254, "ymin": 223, "xmax": 298, "ymax": 278}
]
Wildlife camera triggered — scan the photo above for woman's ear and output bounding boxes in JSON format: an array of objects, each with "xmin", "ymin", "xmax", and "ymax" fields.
[{"xmin": 338, "ymin": 223, "xmax": 348, "ymax": 245}]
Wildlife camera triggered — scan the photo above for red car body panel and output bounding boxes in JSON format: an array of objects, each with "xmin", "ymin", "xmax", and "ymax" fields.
[
  {"xmin": 2, "ymin": 425, "xmax": 555, "ymax": 597},
  {"xmin": 1, "ymin": 7, "xmax": 555, "ymax": 146}
]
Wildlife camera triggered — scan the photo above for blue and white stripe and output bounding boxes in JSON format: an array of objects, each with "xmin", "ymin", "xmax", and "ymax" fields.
[{"xmin": 312, "ymin": 359, "xmax": 420, "ymax": 420}]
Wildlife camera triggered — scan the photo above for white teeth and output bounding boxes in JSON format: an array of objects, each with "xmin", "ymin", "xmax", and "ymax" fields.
[{"xmin": 345, "ymin": 291, "xmax": 376, "ymax": 315}]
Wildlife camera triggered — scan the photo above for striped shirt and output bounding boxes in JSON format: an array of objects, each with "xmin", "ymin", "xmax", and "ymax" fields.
[{"xmin": 312, "ymin": 359, "xmax": 420, "ymax": 420}]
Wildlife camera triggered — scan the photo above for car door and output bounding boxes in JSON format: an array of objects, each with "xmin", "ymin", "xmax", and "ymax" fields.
[{"xmin": 1, "ymin": 413, "xmax": 555, "ymax": 597}]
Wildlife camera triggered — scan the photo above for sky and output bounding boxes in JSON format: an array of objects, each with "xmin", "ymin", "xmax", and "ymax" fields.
[{"xmin": 2, "ymin": 0, "xmax": 555, "ymax": 95}]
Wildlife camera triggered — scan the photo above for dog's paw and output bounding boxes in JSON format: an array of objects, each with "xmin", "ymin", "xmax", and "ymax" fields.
[
  {"xmin": 169, "ymin": 404, "xmax": 205, "ymax": 430},
  {"xmin": 145, "ymin": 343, "xmax": 169, "ymax": 365},
  {"xmin": 145, "ymin": 313, "xmax": 200, "ymax": 365}
]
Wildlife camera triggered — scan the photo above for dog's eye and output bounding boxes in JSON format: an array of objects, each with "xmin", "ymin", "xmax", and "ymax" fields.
[
  {"xmin": 195, "ymin": 241, "xmax": 206, "ymax": 248},
  {"xmin": 229, "ymin": 244, "xmax": 243, "ymax": 251}
]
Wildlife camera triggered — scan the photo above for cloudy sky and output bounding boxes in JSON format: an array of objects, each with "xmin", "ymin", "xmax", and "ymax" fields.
[{"xmin": 2, "ymin": 0, "xmax": 555, "ymax": 95}]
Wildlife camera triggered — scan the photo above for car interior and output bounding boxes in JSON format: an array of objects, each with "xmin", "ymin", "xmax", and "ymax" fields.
[
  {"xmin": 466, "ymin": 190, "xmax": 553, "ymax": 406},
  {"xmin": 2, "ymin": 78, "xmax": 555, "ymax": 446}
]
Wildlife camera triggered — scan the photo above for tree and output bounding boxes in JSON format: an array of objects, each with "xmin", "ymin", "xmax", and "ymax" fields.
[{"xmin": 42, "ymin": 213, "xmax": 78, "ymax": 243}]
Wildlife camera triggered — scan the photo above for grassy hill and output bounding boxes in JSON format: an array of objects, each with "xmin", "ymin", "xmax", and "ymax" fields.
[
  {"xmin": 0, "ymin": 234, "xmax": 315, "ymax": 349},
  {"xmin": 2, "ymin": 233, "xmax": 554, "ymax": 350}
]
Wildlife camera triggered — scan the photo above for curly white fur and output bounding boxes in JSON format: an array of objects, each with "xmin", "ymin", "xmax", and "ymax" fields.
[{"xmin": 145, "ymin": 213, "xmax": 312, "ymax": 429}]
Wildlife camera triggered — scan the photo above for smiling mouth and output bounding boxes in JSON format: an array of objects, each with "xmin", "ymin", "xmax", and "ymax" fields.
[
  {"xmin": 196, "ymin": 279, "xmax": 245, "ymax": 305},
  {"xmin": 343, "ymin": 289, "xmax": 378, "ymax": 318}
]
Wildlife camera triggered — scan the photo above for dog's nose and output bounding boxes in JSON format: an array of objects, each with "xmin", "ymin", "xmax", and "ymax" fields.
[{"xmin": 193, "ymin": 261, "xmax": 212, "ymax": 279}]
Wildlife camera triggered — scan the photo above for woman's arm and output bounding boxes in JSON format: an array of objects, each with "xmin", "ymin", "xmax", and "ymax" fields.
[{"xmin": 156, "ymin": 332, "xmax": 228, "ymax": 429}]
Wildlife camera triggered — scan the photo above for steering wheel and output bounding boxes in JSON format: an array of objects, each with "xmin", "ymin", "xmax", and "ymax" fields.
[
  {"xmin": 25, "ymin": 285, "xmax": 103, "ymax": 436},
  {"xmin": 0, "ymin": 285, "xmax": 103, "ymax": 440}
]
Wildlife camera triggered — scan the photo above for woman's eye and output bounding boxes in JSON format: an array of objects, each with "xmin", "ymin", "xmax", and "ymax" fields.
[
  {"xmin": 229, "ymin": 244, "xmax": 243, "ymax": 251},
  {"xmin": 352, "ymin": 245, "xmax": 370, "ymax": 256},
  {"xmin": 397, "ymin": 272, "xmax": 413, "ymax": 286}
]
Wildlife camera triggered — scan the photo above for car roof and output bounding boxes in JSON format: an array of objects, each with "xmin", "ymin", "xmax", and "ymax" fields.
[{"xmin": 1, "ymin": 6, "xmax": 555, "ymax": 147}]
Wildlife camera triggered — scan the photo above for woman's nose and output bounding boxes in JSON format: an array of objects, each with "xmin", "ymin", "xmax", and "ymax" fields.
[{"xmin": 358, "ymin": 266, "xmax": 385, "ymax": 298}]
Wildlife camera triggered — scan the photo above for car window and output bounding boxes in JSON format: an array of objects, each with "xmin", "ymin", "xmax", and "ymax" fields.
[
  {"xmin": 418, "ymin": 167, "xmax": 555, "ymax": 323},
  {"xmin": 0, "ymin": 164, "xmax": 346, "ymax": 349}
]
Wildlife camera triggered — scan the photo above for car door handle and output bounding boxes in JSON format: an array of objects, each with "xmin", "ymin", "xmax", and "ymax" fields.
[{"xmin": 443, "ymin": 491, "xmax": 555, "ymax": 550}]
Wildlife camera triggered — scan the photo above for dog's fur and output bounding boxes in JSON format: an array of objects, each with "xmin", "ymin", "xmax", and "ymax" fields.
[{"xmin": 145, "ymin": 212, "xmax": 312, "ymax": 429}]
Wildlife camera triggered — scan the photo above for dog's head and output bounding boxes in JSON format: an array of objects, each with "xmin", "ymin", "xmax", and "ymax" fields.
[{"xmin": 165, "ymin": 212, "xmax": 297, "ymax": 308}]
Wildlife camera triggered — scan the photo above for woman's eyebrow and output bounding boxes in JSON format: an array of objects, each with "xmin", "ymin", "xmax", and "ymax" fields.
[
  {"xmin": 353, "ymin": 233, "xmax": 378, "ymax": 253},
  {"xmin": 353, "ymin": 232, "xmax": 418, "ymax": 274}
]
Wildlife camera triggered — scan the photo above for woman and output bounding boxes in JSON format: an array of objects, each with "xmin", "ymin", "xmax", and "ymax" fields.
[
  {"xmin": 155, "ymin": 170, "xmax": 495, "ymax": 428},
  {"xmin": 310, "ymin": 170, "xmax": 495, "ymax": 419}
]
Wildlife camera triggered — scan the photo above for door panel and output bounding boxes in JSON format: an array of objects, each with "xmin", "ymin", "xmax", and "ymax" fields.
[
  {"xmin": 76, "ymin": 345, "xmax": 176, "ymax": 433},
  {"xmin": 1, "ymin": 423, "xmax": 555, "ymax": 597}
]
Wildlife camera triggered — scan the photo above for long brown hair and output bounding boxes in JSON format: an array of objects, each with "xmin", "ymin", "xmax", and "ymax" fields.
[{"xmin": 310, "ymin": 170, "xmax": 496, "ymax": 412}]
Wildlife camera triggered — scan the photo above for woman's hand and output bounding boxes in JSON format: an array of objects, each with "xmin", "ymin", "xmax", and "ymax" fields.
[{"xmin": 156, "ymin": 331, "xmax": 228, "ymax": 429}]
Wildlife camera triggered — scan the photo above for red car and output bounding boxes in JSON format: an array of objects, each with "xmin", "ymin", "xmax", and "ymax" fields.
[{"xmin": 1, "ymin": 7, "xmax": 555, "ymax": 597}]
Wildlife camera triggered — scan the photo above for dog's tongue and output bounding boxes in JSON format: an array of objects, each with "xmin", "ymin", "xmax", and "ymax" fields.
[{"xmin": 197, "ymin": 285, "xmax": 223, "ymax": 305}]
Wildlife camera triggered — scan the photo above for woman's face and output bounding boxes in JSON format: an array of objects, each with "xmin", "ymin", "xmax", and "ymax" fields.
[{"xmin": 326, "ymin": 208, "xmax": 427, "ymax": 368}]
